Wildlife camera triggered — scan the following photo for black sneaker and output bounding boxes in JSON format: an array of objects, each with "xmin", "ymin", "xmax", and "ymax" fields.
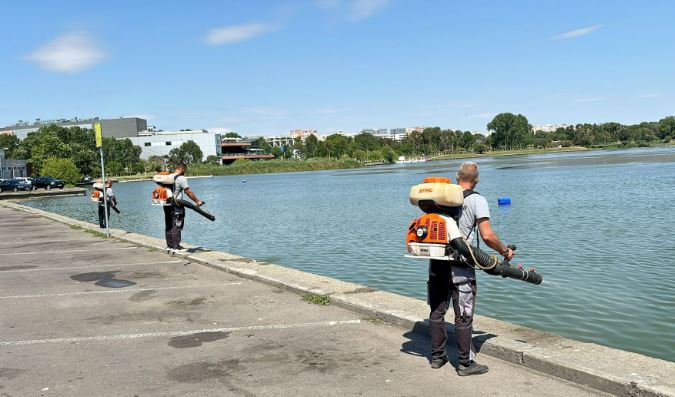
[
  {"xmin": 456, "ymin": 361, "xmax": 489, "ymax": 376},
  {"xmin": 430, "ymin": 357, "xmax": 448, "ymax": 369}
]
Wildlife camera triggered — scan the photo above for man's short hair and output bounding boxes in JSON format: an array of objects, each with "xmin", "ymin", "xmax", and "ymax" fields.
[
  {"xmin": 176, "ymin": 161, "xmax": 187, "ymax": 169},
  {"xmin": 456, "ymin": 161, "xmax": 479, "ymax": 183}
]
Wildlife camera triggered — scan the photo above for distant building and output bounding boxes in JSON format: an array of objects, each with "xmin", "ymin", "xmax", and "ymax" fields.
[
  {"xmin": 266, "ymin": 136, "xmax": 294, "ymax": 148},
  {"xmin": 127, "ymin": 130, "xmax": 222, "ymax": 161},
  {"xmin": 0, "ymin": 149, "xmax": 27, "ymax": 179},
  {"xmin": 405, "ymin": 126, "xmax": 426, "ymax": 134},
  {"xmin": 374, "ymin": 128, "xmax": 390, "ymax": 138},
  {"xmin": 360, "ymin": 127, "xmax": 408, "ymax": 141},
  {"xmin": 221, "ymin": 137, "xmax": 274, "ymax": 164},
  {"xmin": 532, "ymin": 124, "xmax": 570, "ymax": 133},
  {"xmin": 332, "ymin": 130, "xmax": 353, "ymax": 138},
  {"xmin": 390, "ymin": 128, "xmax": 407, "ymax": 141},
  {"xmin": 98, "ymin": 118, "xmax": 148, "ymax": 138},
  {"xmin": 0, "ymin": 117, "xmax": 147, "ymax": 140},
  {"xmin": 289, "ymin": 129, "xmax": 319, "ymax": 141}
]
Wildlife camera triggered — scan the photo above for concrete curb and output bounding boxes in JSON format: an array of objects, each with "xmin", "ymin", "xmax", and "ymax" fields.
[
  {"xmin": 0, "ymin": 187, "xmax": 86, "ymax": 200},
  {"xmin": 2, "ymin": 200, "xmax": 674, "ymax": 397}
]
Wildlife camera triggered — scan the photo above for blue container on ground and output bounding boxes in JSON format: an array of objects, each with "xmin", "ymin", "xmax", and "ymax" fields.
[{"xmin": 498, "ymin": 197, "xmax": 511, "ymax": 205}]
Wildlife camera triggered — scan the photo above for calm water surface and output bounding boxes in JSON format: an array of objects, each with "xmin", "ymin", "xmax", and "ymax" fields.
[{"xmin": 24, "ymin": 147, "xmax": 675, "ymax": 361}]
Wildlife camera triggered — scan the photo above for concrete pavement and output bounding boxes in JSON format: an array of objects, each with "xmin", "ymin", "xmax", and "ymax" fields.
[{"xmin": 0, "ymin": 206, "xmax": 610, "ymax": 396}]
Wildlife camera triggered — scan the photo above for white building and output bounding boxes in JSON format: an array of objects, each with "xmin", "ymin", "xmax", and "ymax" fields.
[
  {"xmin": 266, "ymin": 136, "xmax": 295, "ymax": 148},
  {"xmin": 390, "ymin": 128, "xmax": 407, "ymax": 141},
  {"xmin": 532, "ymin": 124, "xmax": 570, "ymax": 133},
  {"xmin": 289, "ymin": 129, "xmax": 319, "ymax": 141},
  {"xmin": 128, "ymin": 130, "xmax": 222, "ymax": 161},
  {"xmin": 0, "ymin": 149, "xmax": 27, "ymax": 179}
]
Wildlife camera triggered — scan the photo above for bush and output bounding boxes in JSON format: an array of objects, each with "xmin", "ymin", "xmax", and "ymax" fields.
[{"xmin": 40, "ymin": 157, "xmax": 82, "ymax": 185}]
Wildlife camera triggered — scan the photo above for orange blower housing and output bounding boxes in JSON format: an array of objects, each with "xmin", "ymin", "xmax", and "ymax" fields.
[
  {"xmin": 90, "ymin": 190, "xmax": 103, "ymax": 203},
  {"xmin": 406, "ymin": 177, "xmax": 464, "ymax": 260},
  {"xmin": 151, "ymin": 172, "xmax": 177, "ymax": 206}
]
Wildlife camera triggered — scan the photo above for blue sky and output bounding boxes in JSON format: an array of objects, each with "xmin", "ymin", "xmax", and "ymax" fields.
[{"xmin": 1, "ymin": 0, "xmax": 673, "ymax": 135}]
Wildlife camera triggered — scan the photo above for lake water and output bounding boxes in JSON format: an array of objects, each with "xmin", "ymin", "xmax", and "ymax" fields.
[{"xmin": 23, "ymin": 147, "xmax": 675, "ymax": 362}]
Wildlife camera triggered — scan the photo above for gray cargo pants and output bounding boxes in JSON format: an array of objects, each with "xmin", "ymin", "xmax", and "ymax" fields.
[
  {"xmin": 428, "ymin": 259, "xmax": 477, "ymax": 366},
  {"xmin": 163, "ymin": 205, "xmax": 185, "ymax": 249}
]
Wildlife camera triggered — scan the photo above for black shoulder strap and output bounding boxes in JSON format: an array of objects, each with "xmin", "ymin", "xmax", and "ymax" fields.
[
  {"xmin": 463, "ymin": 189, "xmax": 481, "ymax": 248},
  {"xmin": 463, "ymin": 189, "xmax": 479, "ymax": 198},
  {"xmin": 172, "ymin": 173, "xmax": 180, "ymax": 196}
]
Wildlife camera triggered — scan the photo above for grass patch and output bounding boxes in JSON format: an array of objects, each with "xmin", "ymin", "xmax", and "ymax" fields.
[
  {"xmin": 302, "ymin": 292, "xmax": 331, "ymax": 306},
  {"xmin": 85, "ymin": 229, "xmax": 108, "ymax": 238},
  {"xmin": 362, "ymin": 316, "xmax": 387, "ymax": 325},
  {"xmin": 69, "ymin": 224, "xmax": 82, "ymax": 230}
]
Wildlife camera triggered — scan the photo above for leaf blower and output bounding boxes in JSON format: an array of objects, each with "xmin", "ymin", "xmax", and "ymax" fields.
[
  {"xmin": 151, "ymin": 172, "xmax": 215, "ymax": 221},
  {"xmin": 91, "ymin": 180, "xmax": 120, "ymax": 214},
  {"xmin": 405, "ymin": 177, "xmax": 542, "ymax": 285}
]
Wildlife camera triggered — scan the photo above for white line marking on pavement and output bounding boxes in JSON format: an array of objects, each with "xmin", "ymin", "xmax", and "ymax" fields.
[
  {"xmin": 0, "ymin": 246, "xmax": 138, "ymax": 256},
  {"xmin": 0, "ymin": 283, "xmax": 242, "ymax": 300},
  {"xmin": 0, "ymin": 320, "xmax": 362, "ymax": 346},
  {"xmin": 0, "ymin": 239, "xmax": 98, "ymax": 246},
  {"xmin": 0, "ymin": 260, "xmax": 184, "ymax": 273}
]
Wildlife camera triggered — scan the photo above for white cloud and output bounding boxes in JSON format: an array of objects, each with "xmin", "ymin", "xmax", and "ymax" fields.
[
  {"xmin": 576, "ymin": 97, "xmax": 601, "ymax": 102},
  {"xmin": 554, "ymin": 25, "xmax": 603, "ymax": 40},
  {"xmin": 349, "ymin": 0, "xmax": 390, "ymax": 21},
  {"xmin": 26, "ymin": 31, "xmax": 106, "ymax": 73},
  {"xmin": 205, "ymin": 23, "xmax": 276, "ymax": 45}
]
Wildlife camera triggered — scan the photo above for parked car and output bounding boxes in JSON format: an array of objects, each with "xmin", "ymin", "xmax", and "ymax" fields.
[
  {"xmin": 12, "ymin": 177, "xmax": 34, "ymax": 189},
  {"xmin": 32, "ymin": 176, "xmax": 65, "ymax": 190},
  {"xmin": 0, "ymin": 178, "xmax": 33, "ymax": 192}
]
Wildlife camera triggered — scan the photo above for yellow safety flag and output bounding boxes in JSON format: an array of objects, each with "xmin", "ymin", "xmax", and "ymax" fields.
[{"xmin": 95, "ymin": 123, "xmax": 102, "ymax": 148}]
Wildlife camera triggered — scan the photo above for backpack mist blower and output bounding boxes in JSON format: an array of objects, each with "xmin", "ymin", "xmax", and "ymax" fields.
[
  {"xmin": 151, "ymin": 172, "xmax": 216, "ymax": 222},
  {"xmin": 405, "ymin": 177, "xmax": 542, "ymax": 285}
]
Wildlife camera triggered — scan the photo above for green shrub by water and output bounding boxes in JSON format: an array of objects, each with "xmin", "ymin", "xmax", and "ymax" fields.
[{"xmin": 187, "ymin": 158, "xmax": 363, "ymax": 176}]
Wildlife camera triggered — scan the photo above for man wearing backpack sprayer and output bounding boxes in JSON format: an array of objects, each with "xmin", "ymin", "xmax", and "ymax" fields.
[
  {"xmin": 164, "ymin": 162, "xmax": 204, "ymax": 250},
  {"xmin": 428, "ymin": 161, "xmax": 514, "ymax": 375}
]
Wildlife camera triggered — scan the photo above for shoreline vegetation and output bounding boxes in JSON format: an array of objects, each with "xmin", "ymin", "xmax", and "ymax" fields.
[{"xmin": 1, "ymin": 112, "xmax": 673, "ymax": 183}]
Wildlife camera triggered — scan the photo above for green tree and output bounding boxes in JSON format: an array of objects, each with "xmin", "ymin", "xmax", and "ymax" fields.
[
  {"xmin": 0, "ymin": 134, "xmax": 20, "ymax": 158},
  {"xmin": 252, "ymin": 137, "xmax": 273, "ymax": 154},
  {"xmin": 487, "ymin": 113, "xmax": 532, "ymax": 149},
  {"xmin": 145, "ymin": 155, "xmax": 166, "ymax": 172},
  {"xmin": 353, "ymin": 132, "xmax": 381, "ymax": 152},
  {"xmin": 168, "ymin": 140, "xmax": 203, "ymax": 165},
  {"xmin": 224, "ymin": 132, "xmax": 242, "ymax": 138},
  {"xmin": 323, "ymin": 134, "xmax": 352, "ymax": 158},
  {"xmin": 205, "ymin": 155, "xmax": 221, "ymax": 165},
  {"xmin": 27, "ymin": 133, "xmax": 72, "ymax": 174},
  {"xmin": 658, "ymin": 116, "xmax": 675, "ymax": 140},
  {"xmin": 383, "ymin": 146, "xmax": 398, "ymax": 163},
  {"xmin": 40, "ymin": 157, "xmax": 82, "ymax": 185},
  {"xmin": 304, "ymin": 134, "xmax": 318, "ymax": 158}
]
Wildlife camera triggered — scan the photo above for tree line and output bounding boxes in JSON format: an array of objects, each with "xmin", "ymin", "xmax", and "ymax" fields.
[
  {"xmin": 1, "ymin": 114, "xmax": 672, "ymax": 182},
  {"xmin": 249, "ymin": 113, "xmax": 675, "ymax": 161},
  {"xmin": 0, "ymin": 124, "xmax": 143, "ymax": 184}
]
